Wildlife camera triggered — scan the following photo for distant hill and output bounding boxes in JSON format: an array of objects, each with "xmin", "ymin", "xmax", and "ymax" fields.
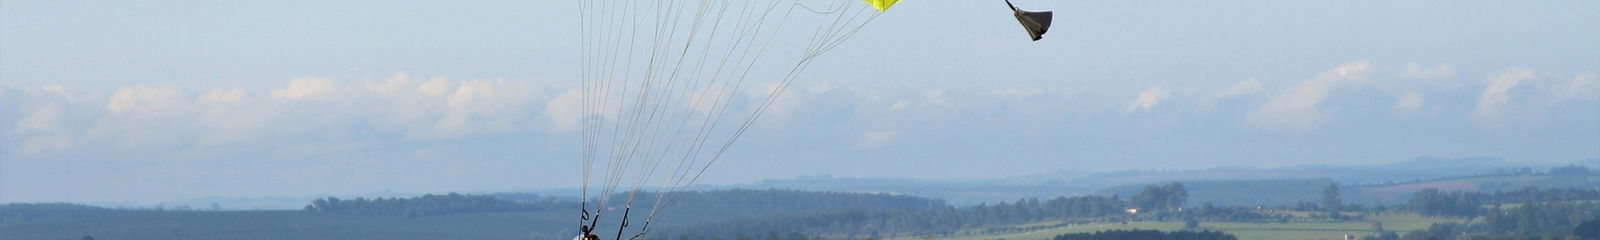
[
  {"xmin": 1351, "ymin": 174, "xmax": 1600, "ymax": 203},
  {"xmin": 0, "ymin": 189, "xmax": 941, "ymax": 240},
  {"xmin": 112, "ymin": 156, "xmax": 1589, "ymax": 209},
  {"xmin": 1095, "ymin": 178, "xmax": 1338, "ymax": 207},
  {"xmin": 722, "ymin": 156, "xmax": 1557, "ymax": 205},
  {"xmin": 732, "ymin": 177, "xmax": 1091, "ymax": 206},
  {"xmin": 1090, "ymin": 173, "xmax": 1600, "ymax": 207}
]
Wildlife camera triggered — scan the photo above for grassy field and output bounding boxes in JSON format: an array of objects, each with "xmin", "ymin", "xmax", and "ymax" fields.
[
  {"xmin": 1486, "ymin": 200, "xmax": 1599, "ymax": 209},
  {"xmin": 895, "ymin": 213, "xmax": 1462, "ymax": 240},
  {"xmin": 0, "ymin": 210, "xmax": 578, "ymax": 240},
  {"xmin": 0, "ymin": 208, "xmax": 748, "ymax": 240}
]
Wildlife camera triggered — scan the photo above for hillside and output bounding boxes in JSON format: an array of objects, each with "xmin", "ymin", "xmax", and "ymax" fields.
[
  {"xmin": 1095, "ymin": 179, "xmax": 1338, "ymax": 207},
  {"xmin": 719, "ymin": 157, "xmax": 1560, "ymax": 206},
  {"xmin": 1354, "ymin": 174, "xmax": 1600, "ymax": 203},
  {"xmin": 0, "ymin": 190, "xmax": 940, "ymax": 240},
  {"xmin": 904, "ymin": 213, "xmax": 1461, "ymax": 240},
  {"xmin": 1092, "ymin": 174, "xmax": 1600, "ymax": 207},
  {"xmin": 133, "ymin": 157, "xmax": 1577, "ymax": 209}
]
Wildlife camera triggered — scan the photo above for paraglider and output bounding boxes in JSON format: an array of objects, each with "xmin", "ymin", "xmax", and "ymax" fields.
[
  {"xmin": 863, "ymin": 0, "xmax": 900, "ymax": 11},
  {"xmin": 571, "ymin": 0, "xmax": 1053, "ymax": 238},
  {"xmin": 574, "ymin": 0, "xmax": 896, "ymax": 239},
  {"xmin": 573, "ymin": 226, "xmax": 599, "ymax": 240},
  {"xmin": 1006, "ymin": 0, "xmax": 1053, "ymax": 41}
]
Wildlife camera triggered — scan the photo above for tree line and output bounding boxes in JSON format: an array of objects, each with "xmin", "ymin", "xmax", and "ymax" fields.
[
  {"xmin": 1481, "ymin": 200, "xmax": 1600, "ymax": 237},
  {"xmin": 662, "ymin": 183, "xmax": 1301, "ymax": 239},
  {"xmin": 666, "ymin": 231, "xmax": 821, "ymax": 240},
  {"xmin": 664, "ymin": 184, "xmax": 1600, "ymax": 239},
  {"xmin": 1052, "ymin": 229, "xmax": 1237, "ymax": 240},
  {"xmin": 1404, "ymin": 187, "xmax": 1600, "ymax": 218},
  {"xmin": 304, "ymin": 193, "xmax": 553, "ymax": 217},
  {"xmin": 300, "ymin": 189, "xmax": 946, "ymax": 219},
  {"xmin": 659, "ymin": 197, "xmax": 1127, "ymax": 239}
]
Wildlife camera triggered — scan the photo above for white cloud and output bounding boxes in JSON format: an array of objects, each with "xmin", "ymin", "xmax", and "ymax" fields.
[
  {"xmin": 1551, "ymin": 72, "xmax": 1598, "ymax": 103},
  {"xmin": 16, "ymin": 105, "xmax": 62, "ymax": 133},
  {"xmin": 106, "ymin": 87, "xmax": 179, "ymax": 113},
  {"xmin": 856, "ymin": 131, "xmax": 900, "ymax": 148},
  {"xmin": 922, "ymin": 89, "xmax": 948, "ymax": 106},
  {"xmin": 1394, "ymin": 92, "xmax": 1425, "ymax": 113},
  {"xmin": 1, "ymin": 73, "xmax": 563, "ymax": 159},
  {"xmin": 17, "ymin": 134, "xmax": 73, "ymax": 155},
  {"xmin": 434, "ymin": 80, "xmax": 501, "ymax": 134},
  {"xmin": 687, "ymin": 83, "xmax": 733, "ymax": 114},
  {"xmin": 1401, "ymin": 62, "xmax": 1456, "ymax": 79},
  {"xmin": 5, "ymin": 95, "xmax": 79, "ymax": 155},
  {"xmin": 993, "ymin": 88, "xmax": 1044, "ymax": 100},
  {"xmin": 195, "ymin": 101, "xmax": 268, "ymax": 146},
  {"xmin": 92, "ymin": 87, "xmax": 196, "ymax": 152},
  {"xmin": 1473, "ymin": 68, "xmax": 1536, "ymax": 125},
  {"xmin": 1248, "ymin": 61, "xmax": 1374, "ymax": 131},
  {"xmin": 888, "ymin": 100, "xmax": 909, "ymax": 111},
  {"xmin": 271, "ymin": 78, "xmax": 336, "ymax": 100},
  {"xmin": 200, "ymin": 88, "xmax": 245, "ymax": 104},
  {"xmin": 41, "ymin": 85, "xmax": 71, "ymax": 99},
  {"xmin": 1327, "ymin": 61, "xmax": 1376, "ymax": 84},
  {"xmin": 366, "ymin": 72, "xmax": 413, "ymax": 94},
  {"xmin": 432, "ymin": 79, "xmax": 541, "ymax": 138},
  {"xmin": 745, "ymin": 82, "xmax": 802, "ymax": 121},
  {"xmin": 447, "ymin": 80, "xmax": 497, "ymax": 108},
  {"xmin": 543, "ymin": 88, "xmax": 585, "ymax": 132},
  {"xmin": 417, "ymin": 77, "xmax": 454, "ymax": 97},
  {"xmin": 807, "ymin": 82, "xmax": 834, "ymax": 94},
  {"xmin": 1125, "ymin": 87, "xmax": 1172, "ymax": 112},
  {"xmin": 1198, "ymin": 79, "xmax": 1262, "ymax": 109}
]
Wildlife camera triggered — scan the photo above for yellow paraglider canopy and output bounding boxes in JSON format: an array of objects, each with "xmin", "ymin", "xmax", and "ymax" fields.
[{"xmin": 862, "ymin": 0, "xmax": 899, "ymax": 12}]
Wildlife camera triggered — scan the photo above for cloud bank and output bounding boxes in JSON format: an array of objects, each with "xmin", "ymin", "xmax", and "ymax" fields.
[{"xmin": 3, "ymin": 64, "xmax": 1598, "ymax": 203}]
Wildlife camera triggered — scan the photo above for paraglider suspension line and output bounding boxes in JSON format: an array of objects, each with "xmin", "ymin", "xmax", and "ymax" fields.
[
  {"xmin": 628, "ymin": 220, "xmax": 653, "ymax": 240},
  {"xmin": 615, "ymin": 207, "xmax": 632, "ymax": 240},
  {"xmin": 579, "ymin": 205, "xmax": 592, "ymax": 232}
]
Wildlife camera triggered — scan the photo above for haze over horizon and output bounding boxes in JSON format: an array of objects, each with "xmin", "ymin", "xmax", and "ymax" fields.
[{"xmin": 3, "ymin": 0, "xmax": 1597, "ymax": 204}]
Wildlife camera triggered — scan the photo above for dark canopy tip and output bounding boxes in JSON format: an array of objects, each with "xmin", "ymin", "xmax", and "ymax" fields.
[{"xmin": 1013, "ymin": 10, "xmax": 1053, "ymax": 41}]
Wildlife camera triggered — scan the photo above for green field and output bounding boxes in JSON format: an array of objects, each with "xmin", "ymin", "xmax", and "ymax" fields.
[
  {"xmin": 896, "ymin": 213, "xmax": 1462, "ymax": 240},
  {"xmin": 9, "ymin": 210, "xmax": 1459, "ymax": 240},
  {"xmin": 3, "ymin": 189, "xmax": 956, "ymax": 240},
  {"xmin": 0, "ymin": 208, "xmax": 747, "ymax": 240},
  {"xmin": 1485, "ymin": 200, "xmax": 1599, "ymax": 209},
  {"xmin": 0, "ymin": 210, "xmax": 578, "ymax": 240}
]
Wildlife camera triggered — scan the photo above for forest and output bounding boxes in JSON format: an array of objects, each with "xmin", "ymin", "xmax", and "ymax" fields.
[
  {"xmin": 8, "ymin": 170, "xmax": 1600, "ymax": 240},
  {"xmin": 1051, "ymin": 229, "xmax": 1237, "ymax": 240}
]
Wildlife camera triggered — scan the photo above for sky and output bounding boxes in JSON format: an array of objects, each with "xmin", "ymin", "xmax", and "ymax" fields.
[{"xmin": 2, "ymin": 0, "xmax": 1598, "ymax": 204}]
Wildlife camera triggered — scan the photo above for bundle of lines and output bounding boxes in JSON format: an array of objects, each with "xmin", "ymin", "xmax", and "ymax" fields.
[{"xmin": 574, "ymin": 0, "xmax": 889, "ymax": 239}]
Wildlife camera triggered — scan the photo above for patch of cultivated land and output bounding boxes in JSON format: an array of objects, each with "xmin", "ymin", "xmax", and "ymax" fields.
[
  {"xmin": 895, "ymin": 213, "xmax": 1461, "ymax": 240},
  {"xmin": 1358, "ymin": 181, "xmax": 1479, "ymax": 202}
]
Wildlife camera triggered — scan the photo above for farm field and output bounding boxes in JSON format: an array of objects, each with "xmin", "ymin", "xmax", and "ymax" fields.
[{"xmin": 899, "ymin": 213, "xmax": 1462, "ymax": 240}]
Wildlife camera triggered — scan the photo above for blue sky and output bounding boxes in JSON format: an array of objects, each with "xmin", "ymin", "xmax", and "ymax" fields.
[{"xmin": 2, "ymin": 0, "xmax": 1597, "ymax": 204}]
